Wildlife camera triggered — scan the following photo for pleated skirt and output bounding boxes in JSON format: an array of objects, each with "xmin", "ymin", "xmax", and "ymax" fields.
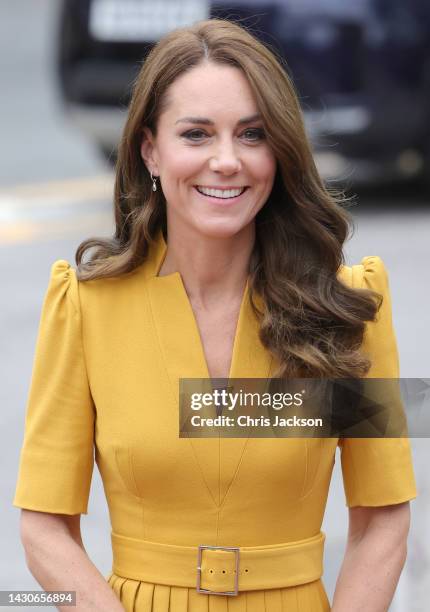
[{"xmin": 106, "ymin": 572, "xmax": 331, "ymax": 611}]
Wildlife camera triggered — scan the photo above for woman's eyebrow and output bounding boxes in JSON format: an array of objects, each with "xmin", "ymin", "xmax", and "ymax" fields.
[{"xmin": 175, "ymin": 113, "xmax": 262, "ymax": 126}]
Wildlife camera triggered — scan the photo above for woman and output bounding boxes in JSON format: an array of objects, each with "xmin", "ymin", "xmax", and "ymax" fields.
[{"xmin": 14, "ymin": 18, "xmax": 416, "ymax": 612}]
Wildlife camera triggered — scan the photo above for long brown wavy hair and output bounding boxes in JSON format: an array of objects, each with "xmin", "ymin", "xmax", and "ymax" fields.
[{"xmin": 75, "ymin": 18, "xmax": 382, "ymax": 378}]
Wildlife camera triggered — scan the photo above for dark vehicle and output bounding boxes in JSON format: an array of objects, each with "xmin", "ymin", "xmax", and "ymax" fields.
[{"xmin": 57, "ymin": 0, "xmax": 430, "ymax": 184}]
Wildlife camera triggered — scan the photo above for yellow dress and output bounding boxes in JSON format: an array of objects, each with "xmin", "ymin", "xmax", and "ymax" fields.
[{"xmin": 13, "ymin": 229, "xmax": 417, "ymax": 611}]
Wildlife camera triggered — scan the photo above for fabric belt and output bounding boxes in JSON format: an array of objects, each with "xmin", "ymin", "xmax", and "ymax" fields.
[{"xmin": 111, "ymin": 531, "xmax": 325, "ymax": 595}]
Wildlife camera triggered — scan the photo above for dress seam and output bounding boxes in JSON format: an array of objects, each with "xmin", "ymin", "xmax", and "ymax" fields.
[{"xmin": 129, "ymin": 449, "xmax": 146, "ymax": 539}]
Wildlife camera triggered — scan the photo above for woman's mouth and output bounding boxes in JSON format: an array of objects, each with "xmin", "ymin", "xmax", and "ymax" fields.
[{"xmin": 194, "ymin": 185, "xmax": 249, "ymax": 204}]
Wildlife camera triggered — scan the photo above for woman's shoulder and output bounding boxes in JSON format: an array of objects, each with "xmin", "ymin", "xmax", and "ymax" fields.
[
  {"xmin": 45, "ymin": 259, "xmax": 80, "ymax": 313},
  {"xmin": 49, "ymin": 258, "xmax": 148, "ymax": 285},
  {"xmin": 339, "ymin": 255, "xmax": 399, "ymax": 377},
  {"xmin": 47, "ymin": 258, "xmax": 149, "ymax": 315},
  {"xmin": 338, "ymin": 255, "xmax": 390, "ymax": 291},
  {"xmin": 50, "ymin": 258, "xmax": 74, "ymax": 279}
]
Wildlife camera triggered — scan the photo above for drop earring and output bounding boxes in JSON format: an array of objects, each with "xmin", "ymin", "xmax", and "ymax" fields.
[{"xmin": 150, "ymin": 171, "xmax": 158, "ymax": 192}]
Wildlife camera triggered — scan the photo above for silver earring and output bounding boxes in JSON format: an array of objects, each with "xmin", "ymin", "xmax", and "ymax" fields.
[{"xmin": 150, "ymin": 171, "xmax": 158, "ymax": 192}]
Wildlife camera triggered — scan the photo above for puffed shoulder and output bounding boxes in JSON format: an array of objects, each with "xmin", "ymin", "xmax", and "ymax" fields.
[
  {"xmin": 359, "ymin": 255, "xmax": 389, "ymax": 292},
  {"xmin": 50, "ymin": 258, "xmax": 72, "ymax": 277},
  {"xmin": 47, "ymin": 259, "xmax": 80, "ymax": 316},
  {"xmin": 357, "ymin": 255, "xmax": 399, "ymax": 377},
  {"xmin": 338, "ymin": 255, "xmax": 389, "ymax": 291}
]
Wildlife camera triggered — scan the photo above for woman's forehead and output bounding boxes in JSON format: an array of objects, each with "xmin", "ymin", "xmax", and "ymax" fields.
[{"xmin": 161, "ymin": 65, "xmax": 259, "ymax": 123}]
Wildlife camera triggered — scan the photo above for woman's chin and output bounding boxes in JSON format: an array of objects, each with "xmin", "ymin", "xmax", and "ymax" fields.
[{"xmin": 190, "ymin": 219, "xmax": 251, "ymax": 240}]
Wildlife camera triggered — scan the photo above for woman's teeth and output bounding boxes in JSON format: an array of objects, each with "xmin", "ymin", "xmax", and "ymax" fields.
[{"xmin": 196, "ymin": 186, "xmax": 246, "ymax": 199}]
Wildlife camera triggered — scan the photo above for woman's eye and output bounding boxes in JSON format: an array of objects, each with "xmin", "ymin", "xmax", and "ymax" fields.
[
  {"xmin": 181, "ymin": 128, "xmax": 265, "ymax": 142},
  {"xmin": 242, "ymin": 128, "xmax": 265, "ymax": 141},
  {"xmin": 181, "ymin": 129, "xmax": 207, "ymax": 141}
]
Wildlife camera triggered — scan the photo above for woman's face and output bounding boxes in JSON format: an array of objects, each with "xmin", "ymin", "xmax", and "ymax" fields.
[{"xmin": 141, "ymin": 61, "xmax": 277, "ymax": 239}]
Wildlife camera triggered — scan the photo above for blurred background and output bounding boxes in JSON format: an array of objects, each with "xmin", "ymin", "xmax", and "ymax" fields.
[{"xmin": 1, "ymin": 0, "xmax": 429, "ymax": 609}]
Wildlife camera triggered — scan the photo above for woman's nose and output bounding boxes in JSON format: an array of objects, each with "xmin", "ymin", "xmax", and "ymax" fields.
[{"xmin": 208, "ymin": 140, "xmax": 242, "ymax": 174}]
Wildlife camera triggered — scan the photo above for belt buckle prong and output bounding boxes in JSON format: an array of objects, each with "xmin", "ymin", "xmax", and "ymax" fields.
[{"xmin": 196, "ymin": 544, "xmax": 240, "ymax": 596}]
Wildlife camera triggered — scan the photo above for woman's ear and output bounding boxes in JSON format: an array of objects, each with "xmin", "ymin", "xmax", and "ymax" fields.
[{"xmin": 140, "ymin": 127, "xmax": 158, "ymax": 175}]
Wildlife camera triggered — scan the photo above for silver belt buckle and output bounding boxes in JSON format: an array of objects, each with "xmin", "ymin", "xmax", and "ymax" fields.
[{"xmin": 196, "ymin": 544, "xmax": 240, "ymax": 596}]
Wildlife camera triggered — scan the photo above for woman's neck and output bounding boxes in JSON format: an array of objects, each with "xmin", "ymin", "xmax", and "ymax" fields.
[{"xmin": 159, "ymin": 224, "xmax": 255, "ymax": 308}]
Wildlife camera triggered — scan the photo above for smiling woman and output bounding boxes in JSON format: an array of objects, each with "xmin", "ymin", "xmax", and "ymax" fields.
[
  {"xmin": 13, "ymin": 17, "xmax": 416, "ymax": 612},
  {"xmin": 139, "ymin": 61, "xmax": 277, "ymax": 243}
]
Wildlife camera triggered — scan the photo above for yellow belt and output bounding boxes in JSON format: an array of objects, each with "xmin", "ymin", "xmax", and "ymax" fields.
[{"xmin": 111, "ymin": 531, "xmax": 325, "ymax": 596}]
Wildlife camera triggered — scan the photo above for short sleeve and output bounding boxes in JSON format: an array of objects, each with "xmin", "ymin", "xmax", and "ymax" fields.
[
  {"xmin": 338, "ymin": 256, "xmax": 417, "ymax": 507},
  {"xmin": 13, "ymin": 260, "xmax": 95, "ymax": 515}
]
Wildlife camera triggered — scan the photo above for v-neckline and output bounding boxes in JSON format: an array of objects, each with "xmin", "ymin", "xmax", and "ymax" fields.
[
  {"xmin": 143, "ymin": 227, "xmax": 275, "ymax": 404},
  {"xmin": 153, "ymin": 230, "xmax": 251, "ymax": 382}
]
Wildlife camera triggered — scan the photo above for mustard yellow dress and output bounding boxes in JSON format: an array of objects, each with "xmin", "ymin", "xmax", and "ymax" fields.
[{"xmin": 13, "ymin": 229, "xmax": 417, "ymax": 611}]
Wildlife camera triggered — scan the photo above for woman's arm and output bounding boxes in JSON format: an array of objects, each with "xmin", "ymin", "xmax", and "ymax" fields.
[
  {"xmin": 331, "ymin": 502, "xmax": 410, "ymax": 611},
  {"xmin": 20, "ymin": 510, "xmax": 125, "ymax": 612}
]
